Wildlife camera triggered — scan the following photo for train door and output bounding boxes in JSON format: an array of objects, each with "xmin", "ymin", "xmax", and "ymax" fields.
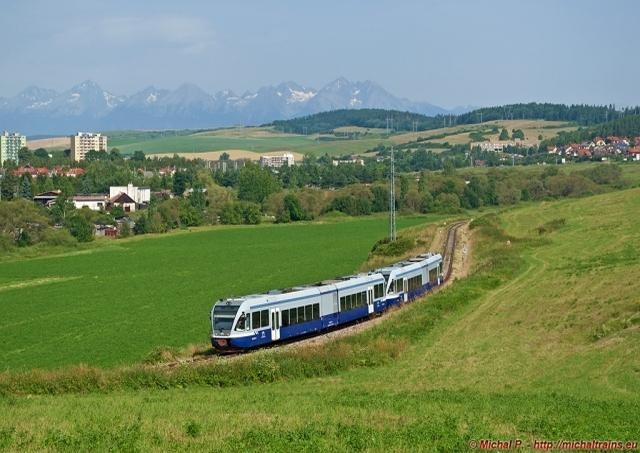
[
  {"xmin": 270, "ymin": 308, "xmax": 281, "ymax": 341},
  {"xmin": 403, "ymin": 278, "xmax": 408, "ymax": 302},
  {"xmin": 367, "ymin": 287, "xmax": 374, "ymax": 314}
]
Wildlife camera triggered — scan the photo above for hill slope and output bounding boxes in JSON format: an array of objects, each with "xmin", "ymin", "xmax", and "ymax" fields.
[{"xmin": 0, "ymin": 189, "xmax": 638, "ymax": 450}]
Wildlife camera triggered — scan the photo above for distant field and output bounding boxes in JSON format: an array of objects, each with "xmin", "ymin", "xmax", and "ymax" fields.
[
  {"xmin": 392, "ymin": 119, "xmax": 578, "ymax": 147},
  {"xmin": 25, "ymin": 120, "xmax": 578, "ymax": 160},
  {"xmin": 108, "ymin": 126, "xmax": 391, "ymax": 157},
  {"xmin": 0, "ymin": 215, "xmax": 433, "ymax": 371},
  {"xmin": 26, "ymin": 136, "xmax": 70, "ymax": 150}
]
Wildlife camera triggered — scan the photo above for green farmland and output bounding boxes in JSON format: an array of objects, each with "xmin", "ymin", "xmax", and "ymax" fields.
[
  {"xmin": 0, "ymin": 189, "xmax": 638, "ymax": 451},
  {"xmin": 0, "ymin": 216, "xmax": 431, "ymax": 371},
  {"xmin": 108, "ymin": 127, "xmax": 391, "ymax": 157}
]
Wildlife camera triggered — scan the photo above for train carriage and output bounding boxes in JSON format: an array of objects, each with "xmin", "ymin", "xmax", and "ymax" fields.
[
  {"xmin": 210, "ymin": 273, "xmax": 387, "ymax": 351},
  {"xmin": 377, "ymin": 253, "xmax": 442, "ymax": 309},
  {"xmin": 210, "ymin": 252, "xmax": 443, "ymax": 351}
]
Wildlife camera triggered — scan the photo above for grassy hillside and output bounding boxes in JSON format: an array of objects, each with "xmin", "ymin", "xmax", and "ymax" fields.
[
  {"xmin": 0, "ymin": 215, "xmax": 432, "ymax": 371},
  {"xmin": 0, "ymin": 189, "xmax": 638, "ymax": 451},
  {"xmin": 105, "ymin": 120, "xmax": 577, "ymax": 159}
]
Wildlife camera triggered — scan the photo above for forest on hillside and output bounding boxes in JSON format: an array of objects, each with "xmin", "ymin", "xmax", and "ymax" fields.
[{"xmin": 269, "ymin": 104, "xmax": 640, "ymax": 135}]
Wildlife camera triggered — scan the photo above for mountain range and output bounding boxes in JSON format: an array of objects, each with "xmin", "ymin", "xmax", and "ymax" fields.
[{"xmin": 0, "ymin": 78, "xmax": 471, "ymax": 135}]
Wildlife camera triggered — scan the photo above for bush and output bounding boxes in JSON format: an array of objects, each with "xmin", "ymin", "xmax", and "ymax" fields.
[
  {"xmin": 370, "ymin": 236, "xmax": 414, "ymax": 257},
  {"xmin": 42, "ymin": 228, "xmax": 77, "ymax": 247}
]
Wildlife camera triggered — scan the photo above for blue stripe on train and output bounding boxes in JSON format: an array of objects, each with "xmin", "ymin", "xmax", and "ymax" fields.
[{"xmin": 227, "ymin": 282, "xmax": 439, "ymax": 349}]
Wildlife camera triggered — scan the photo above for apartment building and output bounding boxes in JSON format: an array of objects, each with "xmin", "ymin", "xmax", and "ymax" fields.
[
  {"xmin": 70, "ymin": 132, "xmax": 108, "ymax": 161},
  {"xmin": 259, "ymin": 153, "xmax": 295, "ymax": 168},
  {"xmin": 0, "ymin": 131, "xmax": 26, "ymax": 166}
]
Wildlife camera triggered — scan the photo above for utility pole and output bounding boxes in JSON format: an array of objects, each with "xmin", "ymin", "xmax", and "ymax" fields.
[{"xmin": 389, "ymin": 147, "xmax": 396, "ymax": 242}]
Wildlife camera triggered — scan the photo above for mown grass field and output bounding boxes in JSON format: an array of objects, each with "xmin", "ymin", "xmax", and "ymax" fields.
[
  {"xmin": 0, "ymin": 188, "xmax": 638, "ymax": 451},
  {"xmin": 105, "ymin": 120, "xmax": 577, "ymax": 159},
  {"xmin": 108, "ymin": 126, "xmax": 391, "ymax": 157},
  {"xmin": 391, "ymin": 119, "xmax": 577, "ymax": 147},
  {"xmin": 0, "ymin": 216, "xmax": 433, "ymax": 371}
]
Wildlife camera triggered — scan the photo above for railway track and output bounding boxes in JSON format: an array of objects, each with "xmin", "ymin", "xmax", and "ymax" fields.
[
  {"xmin": 441, "ymin": 221, "xmax": 466, "ymax": 282},
  {"xmin": 162, "ymin": 220, "xmax": 468, "ymax": 366}
]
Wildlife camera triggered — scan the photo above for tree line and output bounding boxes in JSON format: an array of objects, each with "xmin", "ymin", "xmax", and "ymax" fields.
[{"xmin": 268, "ymin": 104, "xmax": 640, "ymax": 135}]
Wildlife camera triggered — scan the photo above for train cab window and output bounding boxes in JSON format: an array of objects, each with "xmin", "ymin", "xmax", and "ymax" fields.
[{"xmin": 235, "ymin": 312, "xmax": 248, "ymax": 331}]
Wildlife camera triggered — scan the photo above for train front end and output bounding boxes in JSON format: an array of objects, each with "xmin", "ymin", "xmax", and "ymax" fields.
[{"xmin": 210, "ymin": 298, "xmax": 244, "ymax": 351}]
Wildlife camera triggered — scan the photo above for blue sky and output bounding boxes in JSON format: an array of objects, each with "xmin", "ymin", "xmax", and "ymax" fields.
[{"xmin": 2, "ymin": 0, "xmax": 639, "ymax": 108}]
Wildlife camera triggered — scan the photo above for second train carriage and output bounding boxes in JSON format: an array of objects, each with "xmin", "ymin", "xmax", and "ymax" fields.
[
  {"xmin": 210, "ymin": 253, "xmax": 443, "ymax": 351},
  {"xmin": 377, "ymin": 253, "xmax": 443, "ymax": 309}
]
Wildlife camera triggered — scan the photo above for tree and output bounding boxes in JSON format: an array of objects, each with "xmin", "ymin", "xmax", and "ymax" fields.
[
  {"xmin": 131, "ymin": 150, "xmax": 146, "ymax": 162},
  {"xmin": 499, "ymin": 128, "xmax": 509, "ymax": 140},
  {"xmin": 33, "ymin": 148, "xmax": 49, "ymax": 159},
  {"xmin": 282, "ymin": 193, "xmax": 306, "ymax": 221},
  {"xmin": 50, "ymin": 194, "xmax": 76, "ymax": 224},
  {"xmin": 237, "ymin": 163, "xmax": 281, "ymax": 204},
  {"xmin": 0, "ymin": 199, "xmax": 50, "ymax": 246},
  {"xmin": 18, "ymin": 175, "xmax": 33, "ymax": 199},
  {"xmin": 66, "ymin": 215, "xmax": 94, "ymax": 242},
  {"xmin": 1, "ymin": 171, "xmax": 18, "ymax": 201},
  {"xmin": 172, "ymin": 171, "xmax": 190, "ymax": 197}
]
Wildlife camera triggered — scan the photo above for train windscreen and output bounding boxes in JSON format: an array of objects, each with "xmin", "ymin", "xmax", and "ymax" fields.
[{"xmin": 212, "ymin": 302, "xmax": 241, "ymax": 336}]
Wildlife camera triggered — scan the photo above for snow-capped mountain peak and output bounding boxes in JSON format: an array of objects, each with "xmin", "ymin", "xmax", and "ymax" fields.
[{"xmin": 0, "ymin": 77, "xmax": 458, "ymax": 134}]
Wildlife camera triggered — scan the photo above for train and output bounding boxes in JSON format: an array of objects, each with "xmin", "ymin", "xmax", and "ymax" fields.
[{"xmin": 210, "ymin": 252, "xmax": 443, "ymax": 351}]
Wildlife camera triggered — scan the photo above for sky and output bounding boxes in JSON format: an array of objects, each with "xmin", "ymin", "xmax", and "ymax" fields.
[{"xmin": 2, "ymin": 0, "xmax": 640, "ymax": 109}]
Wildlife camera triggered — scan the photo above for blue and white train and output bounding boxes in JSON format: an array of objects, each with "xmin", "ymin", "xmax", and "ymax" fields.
[{"xmin": 210, "ymin": 253, "xmax": 443, "ymax": 351}]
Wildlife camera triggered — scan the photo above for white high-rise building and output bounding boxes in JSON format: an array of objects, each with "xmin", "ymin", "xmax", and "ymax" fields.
[
  {"xmin": 70, "ymin": 132, "xmax": 108, "ymax": 161},
  {"xmin": 0, "ymin": 131, "xmax": 26, "ymax": 166},
  {"xmin": 259, "ymin": 153, "xmax": 295, "ymax": 168}
]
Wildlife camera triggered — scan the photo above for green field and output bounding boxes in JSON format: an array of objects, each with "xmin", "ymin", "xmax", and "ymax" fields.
[
  {"xmin": 0, "ymin": 189, "xmax": 638, "ymax": 451},
  {"xmin": 107, "ymin": 127, "xmax": 391, "ymax": 157},
  {"xmin": 0, "ymin": 216, "xmax": 432, "ymax": 371},
  {"xmin": 101, "ymin": 119, "xmax": 579, "ymax": 158}
]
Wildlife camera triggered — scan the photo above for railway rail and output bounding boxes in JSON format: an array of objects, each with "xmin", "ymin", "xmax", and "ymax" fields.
[{"xmin": 162, "ymin": 220, "xmax": 468, "ymax": 366}]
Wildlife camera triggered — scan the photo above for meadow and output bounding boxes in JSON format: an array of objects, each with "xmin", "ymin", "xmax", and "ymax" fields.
[
  {"xmin": 108, "ymin": 127, "xmax": 391, "ymax": 158},
  {"xmin": 0, "ymin": 215, "xmax": 433, "ymax": 371},
  {"xmin": 105, "ymin": 120, "xmax": 576, "ymax": 159},
  {"xmin": 0, "ymin": 188, "xmax": 638, "ymax": 451}
]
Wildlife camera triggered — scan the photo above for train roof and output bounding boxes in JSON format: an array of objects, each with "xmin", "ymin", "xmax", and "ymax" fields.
[
  {"xmin": 376, "ymin": 253, "xmax": 442, "ymax": 275},
  {"xmin": 218, "ymin": 272, "xmax": 386, "ymax": 310}
]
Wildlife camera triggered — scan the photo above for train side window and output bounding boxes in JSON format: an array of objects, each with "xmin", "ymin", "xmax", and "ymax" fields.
[
  {"xmin": 298, "ymin": 306, "xmax": 305, "ymax": 322},
  {"xmin": 260, "ymin": 310, "xmax": 269, "ymax": 328},
  {"xmin": 374, "ymin": 283, "xmax": 384, "ymax": 299},
  {"xmin": 394, "ymin": 279, "xmax": 403, "ymax": 293},
  {"xmin": 252, "ymin": 312, "xmax": 260, "ymax": 329},
  {"xmin": 313, "ymin": 303, "xmax": 320, "ymax": 320},
  {"xmin": 291, "ymin": 308, "xmax": 298, "ymax": 324},
  {"xmin": 305, "ymin": 304, "xmax": 312, "ymax": 321},
  {"xmin": 282, "ymin": 309, "xmax": 290, "ymax": 327}
]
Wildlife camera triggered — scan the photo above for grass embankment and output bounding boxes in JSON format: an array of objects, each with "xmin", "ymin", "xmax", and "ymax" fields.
[{"xmin": 0, "ymin": 189, "xmax": 638, "ymax": 450}]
